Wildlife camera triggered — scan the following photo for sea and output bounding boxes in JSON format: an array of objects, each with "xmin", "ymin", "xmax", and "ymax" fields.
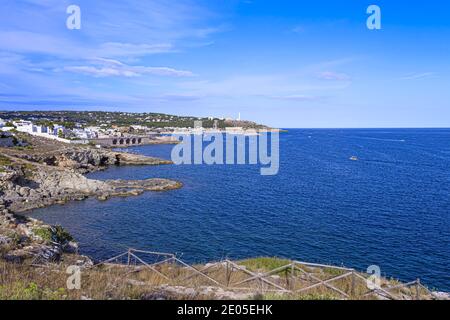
[{"xmin": 27, "ymin": 129, "xmax": 450, "ymax": 291}]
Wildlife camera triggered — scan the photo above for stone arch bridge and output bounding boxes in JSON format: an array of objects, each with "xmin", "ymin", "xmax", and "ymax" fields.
[{"xmin": 90, "ymin": 136, "xmax": 153, "ymax": 147}]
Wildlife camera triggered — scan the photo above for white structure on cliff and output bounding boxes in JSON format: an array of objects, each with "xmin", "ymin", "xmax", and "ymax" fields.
[
  {"xmin": 13, "ymin": 120, "xmax": 33, "ymax": 133},
  {"xmin": 72, "ymin": 128, "xmax": 98, "ymax": 139},
  {"xmin": 13, "ymin": 121, "xmax": 52, "ymax": 135}
]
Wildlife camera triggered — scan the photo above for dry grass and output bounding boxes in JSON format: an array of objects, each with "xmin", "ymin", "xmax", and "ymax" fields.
[{"xmin": 0, "ymin": 256, "xmax": 436, "ymax": 300}]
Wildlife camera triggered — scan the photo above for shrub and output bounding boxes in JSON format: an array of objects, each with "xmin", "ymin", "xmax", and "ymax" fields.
[
  {"xmin": 0, "ymin": 155, "xmax": 12, "ymax": 166},
  {"xmin": 53, "ymin": 226, "xmax": 74, "ymax": 243},
  {"xmin": 33, "ymin": 227, "xmax": 53, "ymax": 242},
  {"xmin": 33, "ymin": 226, "xmax": 74, "ymax": 244},
  {"xmin": 0, "ymin": 282, "xmax": 66, "ymax": 300}
]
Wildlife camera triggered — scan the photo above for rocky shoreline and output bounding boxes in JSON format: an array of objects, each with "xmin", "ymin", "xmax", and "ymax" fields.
[
  {"xmin": 0, "ymin": 149, "xmax": 180, "ymax": 213},
  {"xmin": 0, "ymin": 135, "xmax": 181, "ymax": 265}
]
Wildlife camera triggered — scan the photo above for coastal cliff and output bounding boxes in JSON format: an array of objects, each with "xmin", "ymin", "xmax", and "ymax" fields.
[
  {"xmin": 0, "ymin": 147, "xmax": 180, "ymax": 213},
  {"xmin": 0, "ymin": 134, "xmax": 181, "ymax": 264}
]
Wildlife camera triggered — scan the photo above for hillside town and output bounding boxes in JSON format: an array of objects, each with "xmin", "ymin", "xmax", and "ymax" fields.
[
  {"xmin": 0, "ymin": 118, "xmax": 100, "ymax": 144},
  {"xmin": 0, "ymin": 111, "xmax": 272, "ymax": 147}
]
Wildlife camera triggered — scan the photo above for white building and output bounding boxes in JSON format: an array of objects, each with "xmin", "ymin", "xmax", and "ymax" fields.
[
  {"xmin": 51, "ymin": 125, "xmax": 66, "ymax": 136},
  {"xmin": 32, "ymin": 125, "xmax": 49, "ymax": 134},
  {"xmin": 0, "ymin": 118, "xmax": 5, "ymax": 127},
  {"xmin": 72, "ymin": 129, "xmax": 87, "ymax": 139},
  {"xmin": 131, "ymin": 125, "xmax": 147, "ymax": 131},
  {"xmin": 72, "ymin": 128, "xmax": 98, "ymax": 139},
  {"xmin": 86, "ymin": 126, "xmax": 101, "ymax": 132},
  {"xmin": 15, "ymin": 121, "xmax": 51, "ymax": 135},
  {"xmin": 13, "ymin": 120, "xmax": 34, "ymax": 133}
]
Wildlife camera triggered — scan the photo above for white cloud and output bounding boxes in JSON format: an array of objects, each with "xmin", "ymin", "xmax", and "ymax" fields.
[
  {"xmin": 316, "ymin": 71, "xmax": 351, "ymax": 81},
  {"xmin": 0, "ymin": 31, "xmax": 175, "ymax": 59},
  {"xmin": 399, "ymin": 72, "xmax": 435, "ymax": 80},
  {"xmin": 0, "ymin": 0, "xmax": 223, "ymax": 60},
  {"xmin": 58, "ymin": 58, "xmax": 195, "ymax": 78},
  {"xmin": 159, "ymin": 93, "xmax": 204, "ymax": 101},
  {"xmin": 97, "ymin": 42, "xmax": 175, "ymax": 57},
  {"xmin": 266, "ymin": 94, "xmax": 318, "ymax": 101}
]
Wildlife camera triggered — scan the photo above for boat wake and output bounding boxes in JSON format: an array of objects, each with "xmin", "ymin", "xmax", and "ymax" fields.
[{"xmin": 351, "ymin": 136, "xmax": 406, "ymax": 143}]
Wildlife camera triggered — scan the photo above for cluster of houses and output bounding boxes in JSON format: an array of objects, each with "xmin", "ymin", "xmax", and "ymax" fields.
[
  {"xmin": 0, "ymin": 118, "xmax": 100, "ymax": 141},
  {"xmin": 0, "ymin": 113, "xmax": 255, "ymax": 147}
]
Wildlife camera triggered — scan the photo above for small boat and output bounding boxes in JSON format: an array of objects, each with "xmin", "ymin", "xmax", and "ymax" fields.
[{"xmin": 349, "ymin": 156, "xmax": 359, "ymax": 161}]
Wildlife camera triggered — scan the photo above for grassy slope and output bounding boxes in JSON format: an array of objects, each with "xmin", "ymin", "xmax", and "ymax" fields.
[{"xmin": 0, "ymin": 256, "xmax": 434, "ymax": 300}]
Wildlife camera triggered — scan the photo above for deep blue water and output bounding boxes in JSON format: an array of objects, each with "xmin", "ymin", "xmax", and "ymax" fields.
[{"xmin": 28, "ymin": 129, "xmax": 450, "ymax": 291}]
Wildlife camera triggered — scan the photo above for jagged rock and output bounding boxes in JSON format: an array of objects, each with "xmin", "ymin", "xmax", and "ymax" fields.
[
  {"xmin": 142, "ymin": 285, "xmax": 254, "ymax": 300},
  {"xmin": 432, "ymin": 291, "xmax": 450, "ymax": 300},
  {"xmin": 38, "ymin": 245, "xmax": 62, "ymax": 262},
  {"xmin": 4, "ymin": 252, "xmax": 25, "ymax": 263},
  {"xmin": 18, "ymin": 187, "xmax": 30, "ymax": 197},
  {"xmin": 9, "ymin": 244, "xmax": 63, "ymax": 263},
  {"xmin": 0, "ymin": 235, "xmax": 12, "ymax": 245},
  {"xmin": 75, "ymin": 257, "xmax": 94, "ymax": 268},
  {"xmin": 97, "ymin": 194, "xmax": 109, "ymax": 201},
  {"xmin": 1, "ymin": 145, "xmax": 180, "ymax": 213},
  {"xmin": 62, "ymin": 241, "xmax": 78, "ymax": 254}
]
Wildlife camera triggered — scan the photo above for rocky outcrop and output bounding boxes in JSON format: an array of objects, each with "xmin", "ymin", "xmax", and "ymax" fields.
[
  {"xmin": 108, "ymin": 178, "xmax": 182, "ymax": 191},
  {"xmin": 114, "ymin": 151, "xmax": 172, "ymax": 166},
  {"xmin": 0, "ymin": 160, "xmax": 181, "ymax": 213},
  {"xmin": 13, "ymin": 148, "xmax": 172, "ymax": 173},
  {"xmin": 432, "ymin": 291, "xmax": 450, "ymax": 300},
  {"xmin": 142, "ymin": 285, "xmax": 254, "ymax": 300},
  {"xmin": 0, "ymin": 206, "xmax": 85, "ymax": 264}
]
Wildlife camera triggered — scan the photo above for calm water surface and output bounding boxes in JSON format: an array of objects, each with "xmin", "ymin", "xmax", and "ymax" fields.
[{"xmin": 28, "ymin": 129, "xmax": 450, "ymax": 290}]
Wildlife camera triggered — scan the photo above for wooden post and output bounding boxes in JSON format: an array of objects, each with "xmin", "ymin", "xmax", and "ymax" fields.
[
  {"xmin": 290, "ymin": 263, "xmax": 295, "ymax": 291},
  {"xmin": 259, "ymin": 277, "xmax": 264, "ymax": 295},
  {"xmin": 285, "ymin": 268, "xmax": 289, "ymax": 289},
  {"xmin": 350, "ymin": 271, "xmax": 356, "ymax": 298},
  {"xmin": 127, "ymin": 249, "xmax": 131, "ymax": 266},
  {"xmin": 226, "ymin": 261, "xmax": 231, "ymax": 288},
  {"xmin": 415, "ymin": 279, "xmax": 421, "ymax": 300}
]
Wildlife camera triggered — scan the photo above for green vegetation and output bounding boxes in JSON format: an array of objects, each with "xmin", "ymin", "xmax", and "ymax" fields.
[
  {"xmin": 53, "ymin": 226, "xmax": 74, "ymax": 243},
  {"xmin": 34, "ymin": 120, "xmax": 54, "ymax": 128},
  {"xmin": 21, "ymin": 163, "xmax": 36, "ymax": 178},
  {"xmin": 33, "ymin": 227, "xmax": 53, "ymax": 242},
  {"xmin": 239, "ymin": 257, "xmax": 292, "ymax": 272},
  {"xmin": 13, "ymin": 145, "xmax": 33, "ymax": 151},
  {"xmin": 0, "ymin": 155, "xmax": 12, "ymax": 167},
  {"xmin": 0, "ymin": 111, "xmax": 268, "ymax": 130},
  {"xmin": 0, "ymin": 282, "xmax": 66, "ymax": 300},
  {"xmin": 323, "ymin": 267, "xmax": 346, "ymax": 276},
  {"xmin": 32, "ymin": 226, "xmax": 73, "ymax": 244}
]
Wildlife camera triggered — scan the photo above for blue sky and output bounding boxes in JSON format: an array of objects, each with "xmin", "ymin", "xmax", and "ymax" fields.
[{"xmin": 0, "ymin": 0, "xmax": 449, "ymax": 128}]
